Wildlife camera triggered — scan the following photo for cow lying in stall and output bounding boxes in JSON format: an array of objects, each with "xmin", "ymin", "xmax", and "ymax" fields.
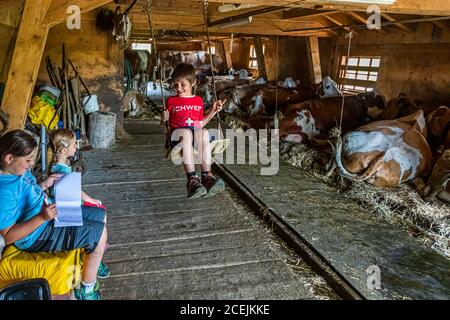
[
  {"xmin": 376, "ymin": 92, "xmax": 438, "ymax": 121},
  {"xmin": 196, "ymin": 78, "xmax": 251, "ymax": 107},
  {"xmin": 418, "ymin": 106, "xmax": 450, "ymax": 203},
  {"xmin": 420, "ymin": 149, "xmax": 450, "ymax": 203},
  {"xmin": 425, "ymin": 105, "xmax": 450, "ymax": 151},
  {"xmin": 278, "ymin": 90, "xmax": 386, "ymax": 144},
  {"xmin": 327, "ymin": 110, "xmax": 433, "ymax": 188},
  {"xmin": 224, "ymin": 83, "xmax": 318, "ymax": 129}
]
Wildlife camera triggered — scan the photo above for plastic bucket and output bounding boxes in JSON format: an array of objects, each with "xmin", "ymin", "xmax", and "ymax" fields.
[
  {"xmin": 38, "ymin": 85, "xmax": 61, "ymax": 98},
  {"xmin": 88, "ymin": 112, "xmax": 116, "ymax": 149},
  {"xmin": 82, "ymin": 95, "xmax": 99, "ymax": 114}
]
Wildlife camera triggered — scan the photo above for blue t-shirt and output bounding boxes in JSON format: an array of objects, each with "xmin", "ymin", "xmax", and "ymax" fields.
[
  {"xmin": 51, "ymin": 163, "xmax": 72, "ymax": 174},
  {"xmin": 0, "ymin": 171, "xmax": 49, "ymax": 249},
  {"xmin": 48, "ymin": 163, "xmax": 72, "ymax": 201}
]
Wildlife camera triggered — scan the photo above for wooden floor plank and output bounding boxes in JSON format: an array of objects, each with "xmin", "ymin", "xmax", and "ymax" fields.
[{"xmin": 83, "ymin": 132, "xmax": 336, "ymax": 299}]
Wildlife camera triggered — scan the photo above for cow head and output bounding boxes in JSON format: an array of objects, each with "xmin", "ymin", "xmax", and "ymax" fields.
[
  {"xmin": 224, "ymin": 87, "xmax": 242, "ymax": 114},
  {"xmin": 426, "ymin": 106, "xmax": 450, "ymax": 149},
  {"xmin": 321, "ymin": 76, "xmax": 342, "ymax": 97},
  {"xmin": 249, "ymin": 91, "xmax": 265, "ymax": 117}
]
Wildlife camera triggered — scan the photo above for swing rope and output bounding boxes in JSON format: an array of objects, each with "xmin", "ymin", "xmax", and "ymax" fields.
[
  {"xmin": 145, "ymin": 0, "xmax": 171, "ymax": 148},
  {"xmin": 338, "ymin": 30, "xmax": 353, "ymax": 137},
  {"xmin": 274, "ymin": 35, "xmax": 279, "ymax": 130},
  {"xmin": 202, "ymin": 0, "xmax": 223, "ymax": 140}
]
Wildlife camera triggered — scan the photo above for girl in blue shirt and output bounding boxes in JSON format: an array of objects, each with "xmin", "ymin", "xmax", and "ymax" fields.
[
  {"xmin": 0, "ymin": 130, "xmax": 108, "ymax": 300},
  {"xmin": 49, "ymin": 129, "xmax": 102, "ymax": 206}
]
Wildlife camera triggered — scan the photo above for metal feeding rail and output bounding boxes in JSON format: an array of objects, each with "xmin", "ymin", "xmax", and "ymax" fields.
[{"xmin": 213, "ymin": 162, "xmax": 366, "ymax": 300}]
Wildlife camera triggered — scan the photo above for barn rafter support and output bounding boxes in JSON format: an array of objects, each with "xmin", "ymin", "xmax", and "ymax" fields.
[
  {"xmin": 206, "ymin": 0, "xmax": 450, "ymax": 16},
  {"xmin": 381, "ymin": 13, "xmax": 413, "ymax": 33},
  {"xmin": 1, "ymin": 0, "xmax": 113, "ymax": 130},
  {"xmin": 45, "ymin": 0, "xmax": 113, "ymax": 27}
]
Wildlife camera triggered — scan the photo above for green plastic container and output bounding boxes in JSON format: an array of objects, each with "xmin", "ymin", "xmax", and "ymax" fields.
[{"xmin": 39, "ymin": 91, "xmax": 57, "ymax": 106}]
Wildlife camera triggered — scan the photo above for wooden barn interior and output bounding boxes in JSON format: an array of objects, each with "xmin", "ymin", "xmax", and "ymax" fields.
[{"xmin": 0, "ymin": 0, "xmax": 449, "ymax": 301}]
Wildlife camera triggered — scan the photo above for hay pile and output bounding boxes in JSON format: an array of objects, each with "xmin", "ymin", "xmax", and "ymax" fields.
[
  {"xmin": 224, "ymin": 115, "xmax": 450, "ymax": 259},
  {"xmin": 281, "ymin": 141, "xmax": 450, "ymax": 259}
]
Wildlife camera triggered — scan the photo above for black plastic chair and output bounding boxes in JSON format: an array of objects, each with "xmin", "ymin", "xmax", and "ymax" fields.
[{"xmin": 0, "ymin": 278, "xmax": 52, "ymax": 300}]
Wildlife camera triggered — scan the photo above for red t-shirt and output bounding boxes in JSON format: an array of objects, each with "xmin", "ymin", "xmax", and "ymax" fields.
[{"xmin": 167, "ymin": 96, "xmax": 204, "ymax": 130}]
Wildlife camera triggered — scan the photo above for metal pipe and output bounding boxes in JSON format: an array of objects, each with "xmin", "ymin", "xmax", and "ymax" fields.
[
  {"xmin": 285, "ymin": 15, "xmax": 450, "ymax": 33},
  {"xmin": 40, "ymin": 125, "xmax": 46, "ymax": 175}
]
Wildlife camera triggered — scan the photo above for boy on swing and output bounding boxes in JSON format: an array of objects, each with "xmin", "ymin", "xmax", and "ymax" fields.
[{"xmin": 163, "ymin": 63, "xmax": 226, "ymax": 199}]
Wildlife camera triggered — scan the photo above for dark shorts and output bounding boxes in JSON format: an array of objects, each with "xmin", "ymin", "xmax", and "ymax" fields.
[
  {"xmin": 25, "ymin": 206, "xmax": 106, "ymax": 254},
  {"xmin": 170, "ymin": 126, "xmax": 216, "ymax": 148}
]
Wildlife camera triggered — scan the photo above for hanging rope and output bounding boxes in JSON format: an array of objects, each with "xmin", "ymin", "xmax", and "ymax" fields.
[
  {"xmin": 338, "ymin": 30, "xmax": 353, "ymax": 136},
  {"xmin": 202, "ymin": 0, "xmax": 223, "ymax": 140},
  {"xmin": 145, "ymin": 0, "xmax": 170, "ymax": 146},
  {"xmin": 274, "ymin": 35, "xmax": 279, "ymax": 130}
]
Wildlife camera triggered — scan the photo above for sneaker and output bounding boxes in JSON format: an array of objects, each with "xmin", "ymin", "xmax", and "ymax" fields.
[
  {"xmin": 97, "ymin": 261, "xmax": 110, "ymax": 279},
  {"xmin": 187, "ymin": 176, "xmax": 207, "ymax": 199},
  {"xmin": 74, "ymin": 285, "xmax": 101, "ymax": 300},
  {"xmin": 202, "ymin": 175, "xmax": 225, "ymax": 197}
]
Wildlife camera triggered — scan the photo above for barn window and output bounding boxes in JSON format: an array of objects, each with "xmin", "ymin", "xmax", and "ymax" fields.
[
  {"xmin": 338, "ymin": 56, "xmax": 381, "ymax": 93},
  {"xmin": 249, "ymin": 44, "xmax": 264, "ymax": 69}
]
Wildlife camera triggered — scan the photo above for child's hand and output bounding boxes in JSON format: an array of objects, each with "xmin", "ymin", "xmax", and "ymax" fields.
[
  {"xmin": 213, "ymin": 99, "xmax": 226, "ymax": 113},
  {"xmin": 40, "ymin": 203, "xmax": 57, "ymax": 221},
  {"xmin": 40, "ymin": 173, "xmax": 63, "ymax": 191},
  {"xmin": 89, "ymin": 198, "xmax": 103, "ymax": 207}
]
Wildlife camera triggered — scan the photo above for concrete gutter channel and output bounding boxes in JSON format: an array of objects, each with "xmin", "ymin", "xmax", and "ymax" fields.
[{"xmin": 213, "ymin": 158, "xmax": 450, "ymax": 300}]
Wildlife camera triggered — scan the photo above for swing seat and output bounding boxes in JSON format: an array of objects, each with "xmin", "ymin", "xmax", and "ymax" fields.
[
  {"xmin": 210, "ymin": 138, "xmax": 230, "ymax": 156},
  {"xmin": 166, "ymin": 138, "xmax": 230, "ymax": 161}
]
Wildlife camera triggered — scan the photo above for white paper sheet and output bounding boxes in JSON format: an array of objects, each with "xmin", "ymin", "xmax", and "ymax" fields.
[{"xmin": 54, "ymin": 172, "xmax": 83, "ymax": 227}]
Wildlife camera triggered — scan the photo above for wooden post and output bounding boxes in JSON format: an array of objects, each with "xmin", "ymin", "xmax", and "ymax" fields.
[
  {"xmin": 307, "ymin": 36, "xmax": 322, "ymax": 84},
  {"xmin": 1, "ymin": 0, "xmax": 114, "ymax": 130},
  {"xmin": 221, "ymin": 41, "xmax": 233, "ymax": 70},
  {"xmin": 253, "ymin": 36, "xmax": 267, "ymax": 80},
  {"xmin": 0, "ymin": 0, "xmax": 52, "ymax": 131}
]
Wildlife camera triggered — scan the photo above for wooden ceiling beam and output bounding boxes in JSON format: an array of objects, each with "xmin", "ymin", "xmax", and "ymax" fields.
[
  {"xmin": 323, "ymin": 13, "xmax": 358, "ymax": 35},
  {"xmin": 205, "ymin": 0, "xmax": 450, "ymax": 16},
  {"xmin": 381, "ymin": 13, "xmax": 413, "ymax": 32},
  {"xmin": 430, "ymin": 20, "xmax": 450, "ymax": 31},
  {"xmin": 282, "ymin": 8, "xmax": 339, "ymax": 20},
  {"xmin": 44, "ymin": 0, "xmax": 113, "ymax": 27},
  {"xmin": 346, "ymin": 11, "xmax": 386, "ymax": 33}
]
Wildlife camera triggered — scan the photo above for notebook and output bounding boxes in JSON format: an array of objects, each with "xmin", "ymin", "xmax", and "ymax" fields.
[{"xmin": 54, "ymin": 172, "xmax": 83, "ymax": 227}]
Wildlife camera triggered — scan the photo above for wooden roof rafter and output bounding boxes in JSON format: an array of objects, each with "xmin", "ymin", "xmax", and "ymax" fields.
[
  {"xmin": 205, "ymin": 0, "xmax": 450, "ymax": 16},
  {"xmin": 381, "ymin": 12, "xmax": 414, "ymax": 33}
]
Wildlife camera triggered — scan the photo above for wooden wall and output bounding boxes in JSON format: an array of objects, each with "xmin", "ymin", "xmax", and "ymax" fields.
[
  {"xmin": 0, "ymin": 1, "xmax": 24, "ymax": 83},
  {"xmin": 335, "ymin": 23, "xmax": 450, "ymax": 107},
  {"xmin": 229, "ymin": 37, "xmax": 334, "ymax": 86},
  {"xmin": 37, "ymin": 9, "xmax": 124, "ymax": 126}
]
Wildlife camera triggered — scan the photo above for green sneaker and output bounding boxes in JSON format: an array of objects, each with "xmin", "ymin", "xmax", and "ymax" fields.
[
  {"xmin": 97, "ymin": 261, "xmax": 110, "ymax": 279},
  {"xmin": 74, "ymin": 285, "xmax": 101, "ymax": 300}
]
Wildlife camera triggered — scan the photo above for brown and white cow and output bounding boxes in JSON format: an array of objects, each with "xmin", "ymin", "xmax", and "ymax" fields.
[
  {"xmin": 224, "ymin": 84, "xmax": 317, "ymax": 117},
  {"xmin": 377, "ymin": 93, "xmax": 437, "ymax": 121},
  {"xmin": 420, "ymin": 149, "xmax": 450, "ymax": 203},
  {"xmin": 330, "ymin": 110, "xmax": 433, "ymax": 188},
  {"xmin": 278, "ymin": 90, "xmax": 386, "ymax": 144}
]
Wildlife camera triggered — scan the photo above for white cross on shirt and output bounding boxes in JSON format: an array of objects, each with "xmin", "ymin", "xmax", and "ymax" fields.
[{"xmin": 186, "ymin": 118, "xmax": 194, "ymax": 126}]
